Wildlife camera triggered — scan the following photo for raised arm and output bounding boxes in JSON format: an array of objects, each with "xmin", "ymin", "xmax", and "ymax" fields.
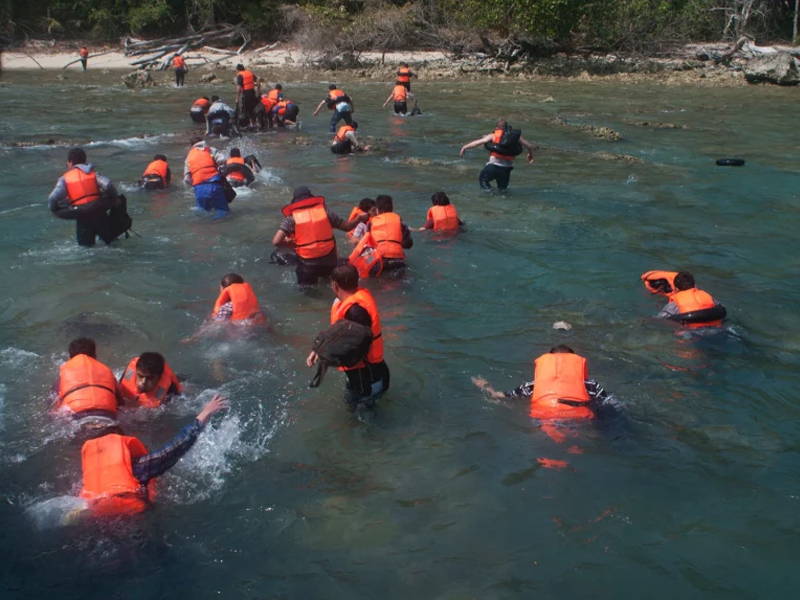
[
  {"xmin": 313, "ymin": 99, "xmax": 327, "ymax": 116},
  {"xmin": 460, "ymin": 133, "xmax": 494, "ymax": 156}
]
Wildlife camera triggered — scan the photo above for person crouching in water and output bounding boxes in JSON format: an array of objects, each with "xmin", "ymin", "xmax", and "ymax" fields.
[
  {"xmin": 223, "ymin": 148, "xmax": 255, "ymax": 188},
  {"xmin": 190, "ymin": 97, "xmax": 210, "ymax": 124},
  {"xmin": 206, "ymin": 95, "xmax": 236, "ymax": 137},
  {"xmin": 48, "ymin": 147, "xmax": 123, "ymax": 247},
  {"xmin": 75, "ymin": 394, "xmax": 227, "ymax": 518},
  {"xmin": 418, "ymin": 191, "xmax": 463, "ymax": 232},
  {"xmin": 51, "ymin": 337, "xmax": 122, "ymax": 433},
  {"xmin": 182, "ymin": 273, "xmax": 265, "ymax": 343},
  {"xmin": 184, "ymin": 137, "xmax": 233, "ymax": 214},
  {"xmin": 331, "ymin": 122, "xmax": 370, "ymax": 155},
  {"xmin": 140, "ymin": 154, "xmax": 171, "ymax": 190},
  {"xmin": 307, "ymin": 265, "xmax": 390, "ymax": 411},
  {"xmin": 119, "ymin": 352, "xmax": 181, "ymax": 408},
  {"xmin": 367, "ymin": 195, "xmax": 413, "ymax": 275}
]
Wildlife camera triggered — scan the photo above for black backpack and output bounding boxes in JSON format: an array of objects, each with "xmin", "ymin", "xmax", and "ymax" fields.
[
  {"xmin": 484, "ymin": 124, "xmax": 523, "ymax": 156},
  {"xmin": 107, "ymin": 194, "xmax": 133, "ymax": 240},
  {"xmin": 309, "ymin": 320, "xmax": 373, "ymax": 388}
]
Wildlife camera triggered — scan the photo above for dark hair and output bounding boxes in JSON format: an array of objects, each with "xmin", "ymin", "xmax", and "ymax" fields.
[
  {"xmin": 69, "ymin": 337, "xmax": 96, "ymax": 359},
  {"xmin": 331, "ymin": 265, "xmax": 359, "ymax": 292},
  {"xmin": 351, "ymin": 121, "xmax": 358, "ymax": 130},
  {"xmin": 83, "ymin": 424, "xmax": 125, "ymax": 441},
  {"xmin": 211, "ymin": 95, "xmax": 219, "ymax": 102},
  {"xmin": 376, "ymin": 195, "xmax": 393, "ymax": 213},
  {"xmin": 400, "ymin": 62, "xmax": 408, "ymax": 67},
  {"xmin": 329, "ymin": 84, "xmax": 337, "ymax": 90},
  {"xmin": 221, "ymin": 273, "xmax": 245, "ymax": 288},
  {"xmin": 674, "ymin": 271, "xmax": 695, "ymax": 291},
  {"xmin": 67, "ymin": 148, "xmax": 87, "ymax": 166},
  {"xmin": 358, "ymin": 198, "xmax": 376, "ymax": 212},
  {"xmin": 236, "ymin": 64, "xmax": 245, "ymax": 71},
  {"xmin": 431, "ymin": 191, "xmax": 450, "ymax": 206},
  {"xmin": 137, "ymin": 352, "xmax": 165, "ymax": 377},
  {"xmin": 154, "ymin": 154, "xmax": 167, "ymax": 162},
  {"xmin": 230, "ymin": 148, "xmax": 241, "ymax": 158},
  {"xmin": 275, "ymin": 83, "xmax": 282, "ymax": 90},
  {"xmin": 549, "ymin": 344, "xmax": 575, "ymax": 354},
  {"xmin": 190, "ymin": 136, "xmax": 203, "ymax": 146}
]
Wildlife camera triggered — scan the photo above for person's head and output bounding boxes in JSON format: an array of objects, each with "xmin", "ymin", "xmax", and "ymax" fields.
[
  {"xmin": 83, "ymin": 423, "xmax": 124, "ymax": 441},
  {"xmin": 275, "ymin": 83, "xmax": 282, "ymax": 90},
  {"xmin": 67, "ymin": 147, "xmax": 87, "ymax": 167},
  {"xmin": 351, "ymin": 121, "xmax": 358, "ymax": 130},
  {"xmin": 376, "ymin": 194, "xmax": 393, "ymax": 214},
  {"xmin": 189, "ymin": 136, "xmax": 203, "ymax": 147},
  {"xmin": 329, "ymin": 84, "xmax": 337, "ymax": 90},
  {"xmin": 236, "ymin": 64, "xmax": 245, "ymax": 71},
  {"xmin": 230, "ymin": 148, "xmax": 241, "ymax": 158},
  {"xmin": 68, "ymin": 337, "xmax": 96, "ymax": 359},
  {"xmin": 154, "ymin": 154, "xmax": 167, "ymax": 162},
  {"xmin": 549, "ymin": 344, "xmax": 575, "ymax": 354},
  {"xmin": 331, "ymin": 265, "xmax": 359, "ymax": 295},
  {"xmin": 673, "ymin": 271, "xmax": 695, "ymax": 291},
  {"xmin": 292, "ymin": 186, "xmax": 313, "ymax": 202},
  {"xmin": 221, "ymin": 273, "xmax": 245, "ymax": 289},
  {"xmin": 358, "ymin": 198, "xmax": 376, "ymax": 215},
  {"xmin": 495, "ymin": 118, "xmax": 507, "ymax": 130},
  {"xmin": 211, "ymin": 95, "xmax": 220, "ymax": 103},
  {"xmin": 135, "ymin": 352, "xmax": 166, "ymax": 394},
  {"xmin": 400, "ymin": 62, "xmax": 408, "ymax": 68},
  {"xmin": 431, "ymin": 191, "xmax": 450, "ymax": 206}
]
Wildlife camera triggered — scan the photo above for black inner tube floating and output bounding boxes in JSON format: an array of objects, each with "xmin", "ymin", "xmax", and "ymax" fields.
[{"xmin": 716, "ymin": 158, "xmax": 745, "ymax": 167}]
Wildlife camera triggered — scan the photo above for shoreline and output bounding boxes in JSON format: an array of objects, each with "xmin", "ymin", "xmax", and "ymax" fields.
[{"xmin": 0, "ymin": 43, "xmax": 759, "ymax": 87}]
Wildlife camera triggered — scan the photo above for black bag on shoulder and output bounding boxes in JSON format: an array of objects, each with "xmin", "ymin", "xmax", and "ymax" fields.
[
  {"xmin": 484, "ymin": 124, "xmax": 523, "ymax": 156},
  {"xmin": 107, "ymin": 194, "xmax": 133, "ymax": 240},
  {"xmin": 309, "ymin": 320, "xmax": 373, "ymax": 388}
]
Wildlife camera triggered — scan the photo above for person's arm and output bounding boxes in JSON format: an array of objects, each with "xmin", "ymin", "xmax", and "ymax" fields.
[
  {"xmin": 131, "ymin": 394, "xmax": 228, "ymax": 484},
  {"xmin": 519, "ymin": 136, "xmax": 535, "ymax": 164},
  {"xmin": 165, "ymin": 167, "xmax": 172, "ymax": 186},
  {"xmin": 460, "ymin": 133, "xmax": 494, "ymax": 156},
  {"xmin": 345, "ymin": 130, "xmax": 360, "ymax": 149},
  {"xmin": 658, "ymin": 301, "xmax": 680, "ymax": 319},
  {"xmin": 213, "ymin": 302, "xmax": 233, "ymax": 321},
  {"xmin": 272, "ymin": 222, "xmax": 296, "ymax": 247},
  {"xmin": 585, "ymin": 380, "xmax": 608, "ymax": 405},
  {"xmin": 472, "ymin": 376, "xmax": 533, "ymax": 400},
  {"xmin": 184, "ymin": 155, "xmax": 193, "ymax": 184},
  {"xmin": 332, "ymin": 210, "xmax": 368, "ymax": 232},
  {"xmin": 417, "ymin": 218, "xmax": 434, "ymax": 232},
  {"xmin": 95, "ymin": 172, "xmax": 120, "ymax": 204},
  {"xmin": 313, "ymin": 99, "xmax": 327, "ymax": 116},
  {"xmin": 48, "ymin": 177, "xmax": 68, "ymax": 212},
  {"xmin": 236, "ymin": 75, "xmax": 244, "ymax": 101},
  {"xmin": 343, "ymin": 304, "xmax": 372, "ymax": 328},
  {"xmin": 407, "ymin": 91, "xmax": 415, "ymax": 100},
  {"xmin": 401, "ymin": 223, "xmax": 413, "ymax": 249},
  {"xmin": 382, "ymin": 92, "xmax": 394, "ymax": 107}
]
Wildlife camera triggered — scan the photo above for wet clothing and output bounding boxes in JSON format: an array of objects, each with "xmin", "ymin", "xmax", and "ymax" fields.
[
  {"xmin": 394, "ymin": 102, "xmax": 408, "ymax": 115},
  {"xmin": 184, "ymin": 143, "xmax": 228, "ymax": 213},
  {"xmin": 479, "ymin": 163, "xmax": 512, "ymax": 191},
  {"xmin": 280, "ymin": 207, "xmax": 346, "ymax": 285},
  {"xmin": 505, "ymin": 379, "xmax": 608, "ymax": 403},
  {"xmin": 331, "ymin": 126, "xmax": 359, "ymax": 154},
  {"xmin": 214, "ymin": 301, "xmax": 234, "ymax": 320},
  {"xmin": 206, "ymin": 101, "xmax": 235, "ymax": 136},
  {"xmin": 48, "ymin": 163, "xmax": 119, "ymax": 247},
  {"xmin": 337, "ymin": 299, "xmax": 390, "ymax": 406},
  {"xmin": 131, "ymin": 419, "xmax": 205, "ymax": 483}
]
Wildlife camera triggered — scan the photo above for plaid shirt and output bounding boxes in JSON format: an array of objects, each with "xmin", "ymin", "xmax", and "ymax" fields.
[
  {"xmin": 214, "ymin": 301, "xmax": 233, "ymax": 320},
  {"xmin": 132, "ymin": 419, "xmax": 204, "ymax": 484}
]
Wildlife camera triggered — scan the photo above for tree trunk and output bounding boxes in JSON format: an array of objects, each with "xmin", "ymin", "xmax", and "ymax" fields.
[{"xmin": 794, "ymin": 0, "xmax": 799, "ymax": 45}]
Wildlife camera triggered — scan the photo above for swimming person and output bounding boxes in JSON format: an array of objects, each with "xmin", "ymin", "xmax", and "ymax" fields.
[
  {"xmin": 307, "ymin": 265, "xmax": 390, "ymax": 411},
  {"xmin": 313, "ymin": 84, "xmax": 354, "ymax": 132},
  {"xmin": 417, "ymin": 191, "xmax": 463, "ymax": 232},
  {"xmin": 459, "ymin": 119, "xmax": 535, "ymax": 191},
  {"xmin": 119, "ymin": 352, "xmax": 182, "ymax": 408},
  {"xmin": 77, "ymin": 394, "xmax": 228, "ymax": 517},
  {"xmin": 223, "ymin": 148, "xmax": 255, "ymax": 188},
  {"xmin": 190, "ymin": 96, "xmax": 211, "ymax": 124},
  {"xmin": 48, "ymin": 147, "xmax": 124, "ymax": 247},
  {"xmin": 210, "ymin": 273, "xmax": 264, "ymax": 322},
  {"xmin": 140, "ymin": 154, "xmax": 171, "ymax": 190},
  {"xmin": 656, "ymin": 271, "xmax": 727, "ymax": 328}
]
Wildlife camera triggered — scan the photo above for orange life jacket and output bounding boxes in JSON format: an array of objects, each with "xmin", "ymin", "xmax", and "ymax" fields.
[
  {"xmin": 80, "ymin": 48, "xmax": 88, "ymax": 58},
  {"xmin": 238, "ymin": 70, "xmax": 255, "ymax": 90},
  {"xmin": 81, "ymin": 434, "xmax": 152, "ymax": 516},
  {"xmin": 348, "ymin": 232, "xmax": 383, "ymax": 279},
  {"xmin": 142, "ymin": 159, "xmax": 168, "ymax": 181},
  {"xmin": 346, "ymin": 206, "xmax": 367, "ymax": 241},
  {"xmin": 187, "ymin": 146, "xmax": 218, "ymax": 186},
  {"xmin": 173, "ymin": 55, "xmax": 186, "ymax": 69},
  {"xmin": 58, "ymin": 354, "xmax": 117, "ymax": 416},
  {"xmin": 334, "ymin": 125, "xmax": 355, "ymax": 143},
  {"xmin": 370, "ymin": 213, "xmax": 405, "ymax": 260},
  {"xmin": 226, "ymin": 156, "xmax": 247, "ymax": 181},
  {"xmin": 268, "ymin": 89, "xmax": 282, "ymax": 102},
  {"xmin": 275, "ymin": 100, "xmax": 291, "ymax": 116},
  {"xmin": 641, "ymin": 270, "xmax": 678, "ymax": 296},
  {"xmin": 670, "ymin": 288, "xmax": 721, "ymax": 327},
  {"xmin": 282, "ymin": 196, "xmax": 336, "ymax": 259},
  {"xmin": 531, "ymin": 353, "xmax": 593, "ymax": 420},
  {"xmin": 63, "ymin": 167, "xmax": 101, "ymax": 207},
  {"xmin": 193, "ymin": 98, "xmax": 210, "ymax": 110},
  {"xmin": 490, "ymin": 128, "xmax": 515, "ymax": 162},
  {"xmin": 427, "ymin": 205, "xmax": 459, "ymax": 231},
  {"xmin": 330, "ymin": 288, "xmax": 384, "ymax": 368},
  {"xmin": 329, "ymin": 89, "xmax": 345, "ymax": 103},
  {"xmin": 397, "ymin": 66, "xmax": 411, "ymax": 83},
  {"xmin": 260, "ymin": 96, "xmax": 276, "ymax": 111},
  {"xmin": 393, "ymin": 85, "xmax": 407, "ymax": 103},
  {"xmin": 119, "ymin": 357, "xmax": 181, "ymax": 408},
  {"xmin": 212, "ymin": 282, "xmax": 263, "ymax": 321}
]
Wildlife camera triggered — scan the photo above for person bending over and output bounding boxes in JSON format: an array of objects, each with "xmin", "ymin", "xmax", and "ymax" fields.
[
  {"xmin": 313, "ymin": 84, "xmax": 354, "ymax": 132},
  {"xmin": 141, "ymin": 154, "xmax": 171, "ymax": 190},
  {"xmin": 366, "ymin": 195, "xmax": 413, "ymax": 274}
]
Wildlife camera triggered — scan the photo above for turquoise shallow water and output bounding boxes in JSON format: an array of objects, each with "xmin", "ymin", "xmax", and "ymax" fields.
[{"xmin": 1, "ymin": 70, "xmax": 800, "ymax": 598}]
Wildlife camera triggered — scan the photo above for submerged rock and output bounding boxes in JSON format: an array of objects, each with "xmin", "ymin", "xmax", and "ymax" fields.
[
  {"xmin": 551, "ymin": 116, "xmax": 622, "ymax": 140},
  {"xmin": 199, "ymin": 73, "xmax": 219, "ymax": 83},
  {"xmin": 122, "ymin": 70, "xmax": 155, "ymax": 89},
  {"xmin": 743, "ymin": 53, "xmax": 800, "ymax": 85},
  {"xmin": 594, "ymin": 152, "xmax": 644, "ymax": 164},
  {"xmin": 634, "ymin": 121, "xmax": 687, "ymax": 129}
]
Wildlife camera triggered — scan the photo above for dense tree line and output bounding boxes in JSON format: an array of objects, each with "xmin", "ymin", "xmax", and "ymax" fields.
[{"xmin": 4, "ymin": 0, "xmax": 800, "ymax": 52}]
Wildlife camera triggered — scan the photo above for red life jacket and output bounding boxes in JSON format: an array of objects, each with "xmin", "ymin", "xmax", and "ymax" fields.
[
  {"xmin": 173, "ymin": 56, "xmax": 186, "ymax": 69},
  {"xmin": 490, "ymin": 128, "xmax": 515, "ymax": 162},
  {"xmin": 80, "ymin": 48, "xmax": 89, "ymax": 58},
  {"xmin": 260, "ymin": 96, "xmax": 276, "ymax": 112},
  {"xmin": 268, "ymin": 88, "xmax": 282, "ymax": 102},
  {"xmin": 187, "ymin": 146, "xmax": 218, "ymax": 186},
  {"xmin": 348, "ymin": 232, "xmax": 383, "ymax": 279},
  {"xmin": 328, "ymin": 89, "xmax": 346, "ymax": 105},
  {"xmin": 119, "ymin": 357, "xmax": 181, "ymax": 408},
  {"xmin": 81, "ymin": 434, "xmax": 152, "ymax": 516},
  {"xmin": 531, "ymin": 353, "xmax": 593, "ymax": 420},
  {"xmin": 393, "ymin": 85, "xmax": 407, "ymax": 102},
  {"xmin": 226, "ymin": 156, "xmax": 247, "ymax": 182},
  {"xmin": 370, "ymin": 213, "xmax": 405, "ymax": 260},
  {"xmin": 212, "ymin": 282, "xmax": 263, "ymax": 322},
  {"xmin": 330, "ymin": 288, "xmax": 384, "ymax": 368},
  {"xmin": 142, "ymin": 159, "xmax": 168, "ymax": 181},
  {"xmin": 193, "ymin": 98, "xmax": 210, "ymax": 110},
  {"xmin": 238, "ymin": 70, "xmax": 255, "ymax": 90},
  {"xmin": 63, "ymin": 167, "xmax": 101, "ymax": 207},
  {"xmin": 282, "ymin": 196, "xmax": 336, "ymax": 259},
  {"xmin": 427, "ymin": 205, "xmax": 459, "ymax": 231},
  {"xmin": 58, "ymin": 355, "xmax": 117, "ymax": 416}
]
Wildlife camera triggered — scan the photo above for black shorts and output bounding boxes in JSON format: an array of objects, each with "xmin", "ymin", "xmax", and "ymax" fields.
[
  {"xmin": 296, "ymin": 252, "xmax": 338, "ymax": 285},
  {"xmin": 190, "ymin": 109, "xmax": 206, "ymax": 124},
  {"xmin": 242, "ymin": 89, "xmax": 257, "ymax": 117},
  {"xmin": 142, "ymin": 176, "xmax": 166, "ymax": 190},
  {"xmin": 331, "ymin": 140, "xmax": 353, "ymax": 154},
  {"xmin": 394, "ymin": 101, "xmax": 408, "ymax": 114},
  {"xmin": 344, "ymin": 360, "xmax": 391, "ymax": 406},
  {"xmin": 397, "ymin": 80, "xmax": 410, "ymax": 90}
]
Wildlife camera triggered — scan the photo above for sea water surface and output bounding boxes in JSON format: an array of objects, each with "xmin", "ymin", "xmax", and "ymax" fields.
[{"xmin": 1, "ymin": 70, "xmax": 799, "ymax": 598}]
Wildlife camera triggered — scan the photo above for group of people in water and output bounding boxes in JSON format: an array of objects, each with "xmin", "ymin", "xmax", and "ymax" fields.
[{"xmin": 43, "ymin": 59, "xmax": 729, "ymax": 520}]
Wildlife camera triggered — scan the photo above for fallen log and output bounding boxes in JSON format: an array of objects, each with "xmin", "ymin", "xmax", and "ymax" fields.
[{"xmin": 254, "ymin": 42, "xmax": 280, "ymax": 54}]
